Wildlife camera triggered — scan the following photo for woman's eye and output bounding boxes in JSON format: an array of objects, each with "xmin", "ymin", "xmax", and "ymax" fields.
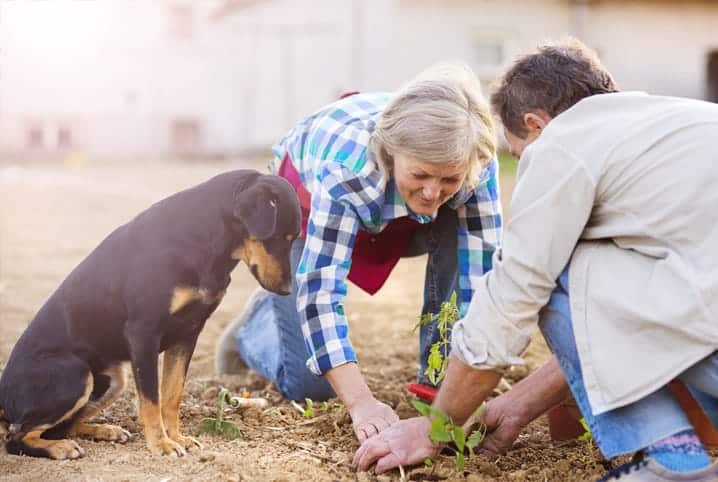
[
  {"xmin": 412, "ymin": 173, "xmax": 430, "ymax": 180},
  {"xmin": 442, "ymin": 177, "xmax": 460, "ymax": 184}
]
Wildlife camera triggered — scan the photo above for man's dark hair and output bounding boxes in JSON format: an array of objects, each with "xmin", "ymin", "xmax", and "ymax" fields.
[{"xmin": 491, "ymin": 37, "xmax": 618, "ymax": 138}]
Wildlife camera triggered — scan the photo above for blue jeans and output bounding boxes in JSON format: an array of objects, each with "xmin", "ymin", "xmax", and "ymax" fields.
[
  {"xmin": 235, "ymin": 205, "xmax": 459, "ymax": 401},
  {"xmin": 539, "ymin": 267, "xmax": 718, "ymax": 459}
]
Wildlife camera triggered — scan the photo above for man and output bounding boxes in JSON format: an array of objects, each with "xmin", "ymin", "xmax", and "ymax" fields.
[{"xmin": 353, "ymin": 38, "xmax": 718, "ymax": 481}]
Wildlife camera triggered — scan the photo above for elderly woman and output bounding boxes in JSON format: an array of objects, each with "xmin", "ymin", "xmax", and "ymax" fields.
[{"xmin": 216, "ymin": 63, "xmax": 501, "ymax": 442}]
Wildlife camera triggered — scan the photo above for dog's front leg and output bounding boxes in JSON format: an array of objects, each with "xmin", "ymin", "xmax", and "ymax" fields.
[
  {"xmin": 161, "ymin": 339, "xmax": 202, "ymax": 451},
  {"xmin": 127, "ymin": 330, "xmax": 186, "ymax": 457}
]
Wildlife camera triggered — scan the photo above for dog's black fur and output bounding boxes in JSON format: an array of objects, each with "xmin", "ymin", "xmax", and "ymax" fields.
[{"xmin": 0, "ymin": 170, "xmax": 300, "ymax": 459}]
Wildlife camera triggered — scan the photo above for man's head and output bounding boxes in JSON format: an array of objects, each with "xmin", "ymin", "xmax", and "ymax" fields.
[{"xmin": 491, "ymin": 37, "xmax": 618, "ymax": 158}]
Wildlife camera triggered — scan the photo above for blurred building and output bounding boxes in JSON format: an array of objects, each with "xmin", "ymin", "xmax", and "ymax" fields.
[{"xmin": 0, "ymin": 0, "xmax": 716, "ymax": 161}]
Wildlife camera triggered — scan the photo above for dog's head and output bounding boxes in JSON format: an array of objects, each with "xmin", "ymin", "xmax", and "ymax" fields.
[{"xmin": 232, "ymin": 175, "xmax": 301, "ymax": 295}]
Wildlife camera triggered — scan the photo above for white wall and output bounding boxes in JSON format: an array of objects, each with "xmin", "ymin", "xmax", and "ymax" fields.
[{"xmin": 0, "ymin": 0, "xmax": 716, "ymax": 160}]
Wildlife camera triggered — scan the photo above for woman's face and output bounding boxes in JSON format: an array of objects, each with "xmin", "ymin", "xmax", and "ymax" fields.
[{"xmin": 392, "ymin": 153, "xmax": 467, "ymax": 216}]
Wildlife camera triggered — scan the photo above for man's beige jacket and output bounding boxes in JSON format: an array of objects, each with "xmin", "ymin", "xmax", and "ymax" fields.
[{"xmin": 452, "ymin": 92, "xmax": 718, "ymax": 414}]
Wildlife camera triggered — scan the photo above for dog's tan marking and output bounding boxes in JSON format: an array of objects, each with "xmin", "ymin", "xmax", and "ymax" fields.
[
  {"xmin": 198, "ymin": 287, "xmax": 225, "ymax": 305},
  {"xmin": 138, "ymin": 393, "xmax": 185, "ymax": 457},
  {"xmin": 231, "ymin": 239, "xmax": 284, "ymax": 291},
  {"xmin": 0, "ymin": 408, "xmax": 7, "ymax": 438},
  {"xmin": 161, "ymin": 348, "xmax": 202, "ymax": 450},
  {"xmin": 285, "ymin": 234, "xmax": 294, "ymax": 241},
  {"xmin": 169, "ymin": 287, "xmax": 200, "ymax": 315},
  {"xmin": 69, "ymin": 364, "xmax": 130, "ymax": 443},
  {"xmin": 231, "ymin": 239, "xmax": 250, "ymax": 262},
  {"xmin": 170, "ymin": 287, "xmax": 226, "ymax": 315},
  {"xmin": 70, "ymin": 422, "xmax": 130, "ymax": 443},
  {"xmin": 18, "ymin": 372, "xmax": 93, "ymax": 459},
  {"xmin": 20, "ymin": 431, "xmax": 86, "ymax": 459}
]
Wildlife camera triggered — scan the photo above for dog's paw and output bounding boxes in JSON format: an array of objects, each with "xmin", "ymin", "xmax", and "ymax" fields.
[
  {"xmin": 92, "ymin": 424, "xmax": 131, "ymax": 443},
  {"xmin": 171, "ymin": 433, "xmax": 203, "ymax": 451},
  {"xmin": 71, "ymin": 423, "xmax": 131, "ymax": 443},
  {"xmin": 148, "ymin": 437, "xmax": 186, "ymax": 457},
  {"xmin": 46, "ymin": 439, "xmax": 86, "ymax": 460}
]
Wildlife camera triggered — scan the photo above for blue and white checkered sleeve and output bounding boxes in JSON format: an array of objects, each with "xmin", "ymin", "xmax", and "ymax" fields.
[
  {"xmin": 455, "ymin": 158, "xmax": 503, "ymax": 316},
  {"xmin": 295, "ymin": 164, "xmax": 364, "ymax": 375}
]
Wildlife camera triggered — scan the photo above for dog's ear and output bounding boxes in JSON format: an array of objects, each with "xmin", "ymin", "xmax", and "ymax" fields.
[{"xmin": 235, "ymin": 183, "xmax": 278, "ymax": 240}]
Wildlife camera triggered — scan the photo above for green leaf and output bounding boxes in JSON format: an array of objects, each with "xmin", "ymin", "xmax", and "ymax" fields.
[
  {"xmin": 218, "ymin": 420, "xmax": 243, "ymax": 440},
  {"xmin": 412, "ymin": 400, "xmax": 433, "ymax": 417},
  {"xmin": 321, "ymin": 401, "xmax": 329, "ymax": 412},
  {"xmin": 455, "ymin": 451, "xmax": 466, "ymax": 471},
  {"xmin": 198, "ymin": 418, "xmax": 220, "ymax": 435},
  {"xmin": 466, "ymin": 427, "xmax": 486, "ymax": 450},
  {"xmin": 452, "ymin": 426, "xmax": 466, "ymax": 452},
  {"xmin": 423, "ymin": 458, "xmax": 433, "ymax": 467},
  {"xmin": 578, "ymin": 418, "xmax": 593, "ymax": 443},
  {"xmin": 197, "ymin": 418, "xmax": 242, "ymax": 440},
  {"xmin": 429, "ymin": 418, "xmax": 452, "ymax": 443},
  {"xmin": 413, "ymin": 313, "xmax": 436, "ymax": 332},
  {"xmin": 427, "ymin": 406, "xmax": 450, "ymax": 423},
  {"xmin": 427, "ymin": 343, "xmax": 443, "ymax": 370}
]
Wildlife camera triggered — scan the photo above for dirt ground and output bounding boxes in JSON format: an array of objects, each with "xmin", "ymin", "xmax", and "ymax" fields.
[{"xmin": 0, "ymin": 160, "xmax": 620, "ymax": 481}]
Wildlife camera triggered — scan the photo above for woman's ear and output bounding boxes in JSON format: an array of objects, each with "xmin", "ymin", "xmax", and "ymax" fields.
[{"xmin": 234, "ymin": 183, "xmax": 278, "ymax": 240}]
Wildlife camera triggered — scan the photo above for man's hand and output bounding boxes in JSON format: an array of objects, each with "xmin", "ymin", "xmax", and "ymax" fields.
[
  {"xmin": 349, "ymin": 396, "xmax": 400, "ymax": 443},
  {"xmin": 476, "ymin": 397, "xmax": 526, "ymax": 456},
  {"xmin": 353, "ymin": 417, "xmax": 437, "ymax": 474},
  {"xmin": 478, "ymin": 356, "xmax": 571, "ymax": 456}
]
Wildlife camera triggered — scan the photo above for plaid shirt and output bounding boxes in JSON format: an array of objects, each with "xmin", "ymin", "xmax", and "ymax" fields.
[{"xmin": 271, "ymin": 93, "xmax": 503, "ymax": 375}]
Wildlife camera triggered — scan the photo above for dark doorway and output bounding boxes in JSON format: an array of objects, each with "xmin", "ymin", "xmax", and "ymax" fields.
[{"xmin": 707, "ymin": 50, "xmax": 718, "ymax": 103}]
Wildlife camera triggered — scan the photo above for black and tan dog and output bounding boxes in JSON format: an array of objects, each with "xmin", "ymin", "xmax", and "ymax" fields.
[{"xmin": 0, "ymin": 170, "xmax": 300, "ymax": 459}]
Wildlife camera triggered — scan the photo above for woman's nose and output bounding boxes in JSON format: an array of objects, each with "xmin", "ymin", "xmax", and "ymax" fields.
[{"xmin": 422, "ymin": 181, "xmax": 441, "ymax": 200}]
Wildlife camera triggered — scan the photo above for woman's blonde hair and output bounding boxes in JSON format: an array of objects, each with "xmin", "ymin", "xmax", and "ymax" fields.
[{"xmin": 370, "ymin": 62, "xmax": 497, "ymax": 189}]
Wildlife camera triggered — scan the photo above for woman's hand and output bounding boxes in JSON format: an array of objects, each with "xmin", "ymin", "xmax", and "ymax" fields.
[
  {"xmin": 349, "ymin": 396, "xmax": 400, "ymax": 443},
  {"xmin": 324, "ymin": 363, "xmax": 399, "ymax": 442}
]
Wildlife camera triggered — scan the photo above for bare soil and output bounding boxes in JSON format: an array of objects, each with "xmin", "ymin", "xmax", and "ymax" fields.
[{"xmin": 0, "ymin": 160, "xmax": 630, "ymax": 481}]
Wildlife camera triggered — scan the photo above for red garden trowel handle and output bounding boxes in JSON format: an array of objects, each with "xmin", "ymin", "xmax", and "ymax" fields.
[{"xmin": 407, "ymin": 383, "xmax": 438, "ymax": 402}]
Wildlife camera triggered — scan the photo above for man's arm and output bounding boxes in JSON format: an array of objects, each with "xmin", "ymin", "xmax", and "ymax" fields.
[
  {"xmin": 433, "ymin": 356, "xmax": 502, "ymax": 425},
  {"xmin": 352, "ymin": 356, "xmax": 570, "ymax": 473},
  {"xmin": 480, "ymin": 355, "xmax": 569, "ymax": 455}
]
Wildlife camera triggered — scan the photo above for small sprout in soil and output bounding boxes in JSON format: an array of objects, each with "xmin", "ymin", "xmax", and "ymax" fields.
[
  {"xmin": 578, "ymin": 417, "xmax": 594, "ymax": 445},
  {"xmin": 413, "ymin": 399, "xmax": 486, "ymax": 471},
  {"xmin": 414, "ymin": 292, "xmax": 460, "ymax": 386},
  {"xmin": 198, "ymin": 387, "xmax": 243, "ymax": 440},
  {"xmin": 303, "ymin": 398, "xmax": 314, "ymax": 418}
]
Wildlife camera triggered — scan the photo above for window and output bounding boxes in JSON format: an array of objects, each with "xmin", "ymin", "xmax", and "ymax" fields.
[
  {"xmin": 26, "ymin": 125, "xmax": 43, "ymax": 149},
  {"xmin": 57, "ymin": 126, "xmax": 72, "ymax": 149},
  {"xmin": 171, "ymin": 119, "xmax": 201, "ymax": 156},
  {"xmin": 707, "ymin": 50, "xmax": 718, "ymax": 103},
  {"xmin": 475, "ymin": 40, "xmax": 504, "ymax": 67},
  {"xmin": 169, "ymin": 4, "xmax": 194, "ymax": 39}
]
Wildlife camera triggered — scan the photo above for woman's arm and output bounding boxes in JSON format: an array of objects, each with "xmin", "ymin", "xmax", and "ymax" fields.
[{"xmin": 297, "ymin": 162, "xmax": 398, "ymax": 441}]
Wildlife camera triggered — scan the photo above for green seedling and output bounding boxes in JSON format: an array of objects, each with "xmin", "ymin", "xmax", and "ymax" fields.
[
  {"xmin": 578, "ymin": 417, "xmax": 593, "ymax": 444},
  {"xmin": 414, "ymin": 292, "xmax": 461, "ymax": 386},
  {"xmin": 198, "ymin": 387, "xmax": 242, "ymax": 440},
  {"xmin": 413, "ymin": 400, "xmax": 486, "ymax": 471},
  {"xmin": 303, "ymin": 398, "xmax": 314, "ymax": 418}
]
